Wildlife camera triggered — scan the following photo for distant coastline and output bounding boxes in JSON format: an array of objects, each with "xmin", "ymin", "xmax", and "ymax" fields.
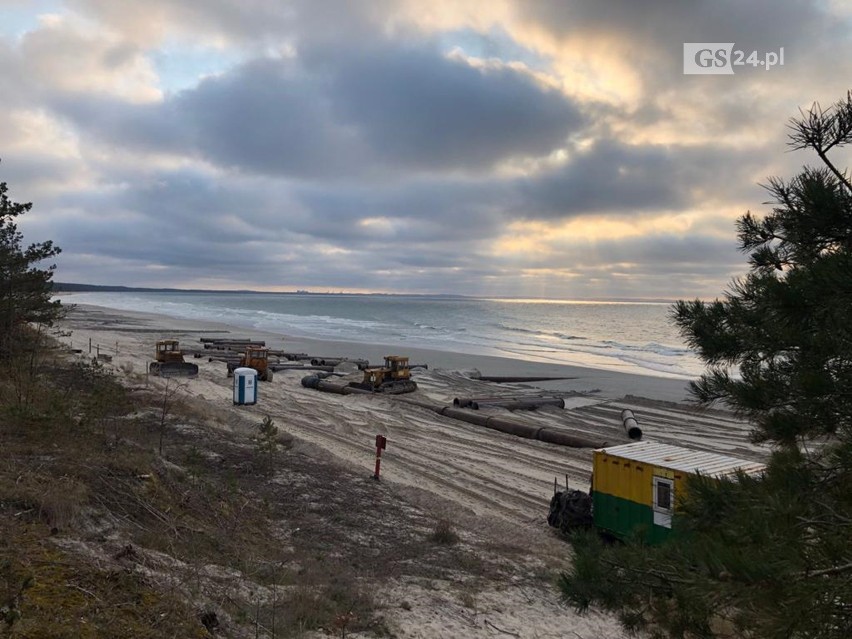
[{"xmin": 52, "ymin": 282, "xmax": 676, "ymax": 305}]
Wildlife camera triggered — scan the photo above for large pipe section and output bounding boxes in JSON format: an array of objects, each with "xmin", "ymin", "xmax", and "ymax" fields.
[
  {"xmin": 435, "ymin": 406, "xmax": 607, "ymax": 448},
  {"xmin": 270, "ymin": 351, "xmax": 309, "ymax": 360},
  {"xmin": 202, "ymin": 341, "xmax": 266, "ymax": 350},
  {"xmin": 300, "ymin": 374, "xmax": 371, "ymax": 395},
  {"xmin": 324, "ymin": 392, "xmax": 610, "ymax": 449},
  {"xmin": 454, "ymin": 394, "xmax": 558, "ymax": 407},
  {"xmin": 453, "ymin": 395, "xmax": 566, "ymax": 410},
  {"xmin": 470, "ymin": 397, "xmax": 566, "ymax": 410},
  {"xmin": 620, "ymin": 409, "xmax": 643, "ymax": 440},
  {"xmin": 310, "ymin": 357, "xmax": 370, "ymax": 368},
  {"xmin": 272, "ymin": 364, "xmax": 336, "ymax": 372},
  {"xmin": 302, "ymin": 378, "xmax": 628, "ymax": 449}
]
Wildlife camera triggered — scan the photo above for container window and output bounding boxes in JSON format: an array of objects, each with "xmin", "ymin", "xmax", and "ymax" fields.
[
  {"xmin": 655, "ymin": 480, "xmax": 672, "ymax": 510},
  {"xmin": 653, "ymin": 476, "xmax": 674, "ymax": 529}
]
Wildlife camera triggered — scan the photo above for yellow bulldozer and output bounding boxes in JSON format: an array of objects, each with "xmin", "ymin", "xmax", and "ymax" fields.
[
  {"xmin": 149, "ymin": 339, "xmax": 199, "ymax": 378},
  {"xmin": 226, "ymin": 346, "xmax": 273, "ymax": 382},
  {"xmin": 349, "ymin": 355, "xmax": 417, "ymax": 394}
]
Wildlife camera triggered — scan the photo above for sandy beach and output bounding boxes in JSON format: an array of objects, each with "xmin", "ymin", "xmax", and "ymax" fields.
[{"xmin": 57, "ymin": 302, "xmax": 768, "ymax": 638}]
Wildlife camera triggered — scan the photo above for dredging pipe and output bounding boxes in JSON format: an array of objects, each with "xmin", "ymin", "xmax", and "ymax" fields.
[
  {"xmin": 301, "ymin": 378, "xmax": 620, "ymax": 448},
  {"xmin": 300, "ymin": 374, "xmax": 372, "ymax": 395},
  {"xmin": 272, "ymin": 364, "xmax": 336, "ymax": 372},
  {"xmin": 268, "ymin": 351, "xmax": 310, "ymax": 360},
  {"xmin": 620, "ymin": 409, "xmax": 643, "ymax": 440},
  {"xmin": 310, "ymin": 357, "xmax": 370, "ymax": 368},
  {"xmin": 199, "ymin": 337, "xmax": 262, "ymax": 344},
  {"xmin": 454, "ymin": 394, "xmax": 543, "ymax": 407},
  {"xmin": 395, "ymin": 398, "xmax": 611, "ymax": 449},
  {"xmin": 470, "ymin": 397, "xmax": 566, "ymax": 410}
]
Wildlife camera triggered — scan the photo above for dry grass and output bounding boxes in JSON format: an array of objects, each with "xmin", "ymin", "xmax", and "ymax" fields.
[
  {"xmin": 429, "ymin": 518, "xmax": 460, "ymax": 545},
  {"xmin": 1, "ymin": 334, "xmax": 543, "ymax": 637}
]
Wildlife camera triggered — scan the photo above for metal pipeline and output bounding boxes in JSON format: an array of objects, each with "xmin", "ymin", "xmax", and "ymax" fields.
[
  {"xmin": 268, "ymin": 351, "xmax": 310, "ymax": 360},
  {"xmin": 203, "ymin": 342, "xmax": 266, "ymax": 350},
  {"xmin": 272, "ymin": 364, "xmax": 335, "ymax": 372},
  {"xmin": 620, "ymin": 409, "xmax": 643, "ymax": 440},
  {"xmin": 309, "ymin": 357, "xmax": 370, "ymax": 368},
  {"xmin": 303, "ymin": 381, "xmax": 610, "ymax": 448},
  {"xmin": 454, "ymin": 394, "xmax": 558, "ymax": 407},
  {"xmin": 300, "ymin": 374, "xmax": 371, "ymax": 395},
  {"xmin": 454, "ymin": 395, "xmax": 512, "ymax": 407},
  {"xmin": 435, "ymin": 406, "xmax": 607, "ymax": 448},
  {"xmin": 399, "ymin": 398, "xmax": 608, "ymax": 448},
  {"xmin": 199, "ymin": 337, "xmax": 263, "ymax": 345},
  {"xmin": 470, "ymin": 398, "xmax": 566, "ymax": 410}
]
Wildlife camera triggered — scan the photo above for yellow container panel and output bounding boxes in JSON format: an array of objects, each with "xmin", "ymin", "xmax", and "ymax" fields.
[
  {"xmin": 594, "ymin": 451, "xmax": 656, "ymax": 507},
  {"xmin": 594, "ymin": 451, "xmax": 691, "ymax": 508}
]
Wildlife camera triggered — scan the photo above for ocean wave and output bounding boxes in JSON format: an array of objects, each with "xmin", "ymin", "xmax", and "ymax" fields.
[
  {"xmin": 494, "ymin": 322, "xmax": 582, "ymax": 341},
  {"xmin": 601, "ymin": 340, "xmax": 691, "ymax": 357},
  {"xmin": 59, "ymin": 291, "xmax": 703, "ymax": 378}
]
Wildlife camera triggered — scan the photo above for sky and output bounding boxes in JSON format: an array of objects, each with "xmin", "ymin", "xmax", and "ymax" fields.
[{"xmin": 1, "ymin": 0, "xmax": 850, "ymax": 299}]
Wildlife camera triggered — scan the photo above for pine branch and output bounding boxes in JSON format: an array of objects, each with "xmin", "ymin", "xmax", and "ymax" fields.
[
  {"xmin": 599, "ymin": 557, "xmax": 696, "ymax": 587},
  {"xmin": 797, "ymin": 561, "xmax": 852, "ymax": 580}
]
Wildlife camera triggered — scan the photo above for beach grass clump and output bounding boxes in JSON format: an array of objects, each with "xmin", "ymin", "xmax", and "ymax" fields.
[{"xmin": 429, "ymin": 518, "xmax": 460, "ymax": 545}]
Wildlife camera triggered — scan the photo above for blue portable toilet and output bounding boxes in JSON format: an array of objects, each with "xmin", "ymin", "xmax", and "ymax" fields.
[{"xmin": 233, "ymin": 367, "xmax": 258, "ymax": 405}]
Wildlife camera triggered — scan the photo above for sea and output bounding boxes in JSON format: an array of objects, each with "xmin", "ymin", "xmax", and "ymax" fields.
[{"xmin": 57, "ymin": 292, "xmax": 704, "ymax": 379}]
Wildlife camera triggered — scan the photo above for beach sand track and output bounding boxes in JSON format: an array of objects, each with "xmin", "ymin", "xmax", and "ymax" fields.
[{"xmin": 55, "ymin": 303, "xmax": 772, "ymax": 638}]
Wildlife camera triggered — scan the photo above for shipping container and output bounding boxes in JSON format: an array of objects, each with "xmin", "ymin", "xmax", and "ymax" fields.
[{"xmin": 591, "ymin": 441, "xmax": 765, "ymax": 544}]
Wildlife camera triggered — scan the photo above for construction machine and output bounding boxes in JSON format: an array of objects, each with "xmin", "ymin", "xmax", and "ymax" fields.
[
  {"xmin": 149, "ymin": 339, "xmax": 199, "ymax": 378},
  {"xmin": 348, "ymin": 355, "xmax": 417, "ymax": 394},
  {"xmin": 226, "ymin": 346, "xmax": 273, "ymax": 382}
]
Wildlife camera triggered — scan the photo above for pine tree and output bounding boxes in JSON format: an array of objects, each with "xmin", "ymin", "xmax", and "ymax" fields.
[
  {"xmin": 559, "ymin": 94, "xmax": 852, "ymax": 638},
  {"xmin": 0, "ymin": 162, "xmax": 64, "ymax": 358}
]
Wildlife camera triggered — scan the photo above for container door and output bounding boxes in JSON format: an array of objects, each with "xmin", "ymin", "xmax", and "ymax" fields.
[{"xmin": 652, "ymin": 476, "xmax": 674, "ymax": 528}]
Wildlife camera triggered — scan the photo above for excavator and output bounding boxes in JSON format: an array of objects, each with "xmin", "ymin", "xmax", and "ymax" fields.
[
  {"xmin": 226, "ymin": 346, "xmax": 273, "ymax": 382},
  {"xmin": 149, "ymin": 340, "xmax": 199, "ymax": 378},
  {"xmin": 348, "ymin": 355, "xmax": 417, "ymax": 394}
]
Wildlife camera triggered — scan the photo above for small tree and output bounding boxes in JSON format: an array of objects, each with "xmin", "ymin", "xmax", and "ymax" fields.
[
  {"xmin": 559, "ymin": 94, "xmax": 852, "ymax": 638},
  {"xmin": 0, "ymin": 161, "xmax": 63, "ymax": 359},
  {"xmin": 255, "ymin": 415, "xmax": 279, "ymax": 455}
]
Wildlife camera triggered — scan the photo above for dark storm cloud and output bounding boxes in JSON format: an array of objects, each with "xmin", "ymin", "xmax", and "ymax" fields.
[
  {"xmin": 177, "ymin": 59, "xmax": 356, "ymax": 176},
  {"xmin": 51, "ymin": 41, "xmax": 585, "ymax": 177},
  {"xmin": 520, "ymin": 140, "xmax": 768, "ymax": 218},
  {"xmin": 539, "ymin": 235, "xmax": 743, "ymax": 274},
  {"xmin": 292, "ymin": 179, "xmax": 513, "ymax": 243},
  {"xmin": 50, "ymin": 170, "xmax": 295, "ymax": 250},
  {"xmin": 522, "ymin": 141, "xmax": 684, "ymax": 215},
  {"xmin": 315, "ymin": 44, "xmax": 585, "ymax": 170},
  {"xmin": 48, "ymin": 58, "xmax": 349, "ymax": 175}
]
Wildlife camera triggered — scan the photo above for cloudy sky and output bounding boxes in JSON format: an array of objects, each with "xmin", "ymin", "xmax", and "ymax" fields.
[{"xmin": 2, "ymin": 0, "xmax": 850, "ymax": 298}]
